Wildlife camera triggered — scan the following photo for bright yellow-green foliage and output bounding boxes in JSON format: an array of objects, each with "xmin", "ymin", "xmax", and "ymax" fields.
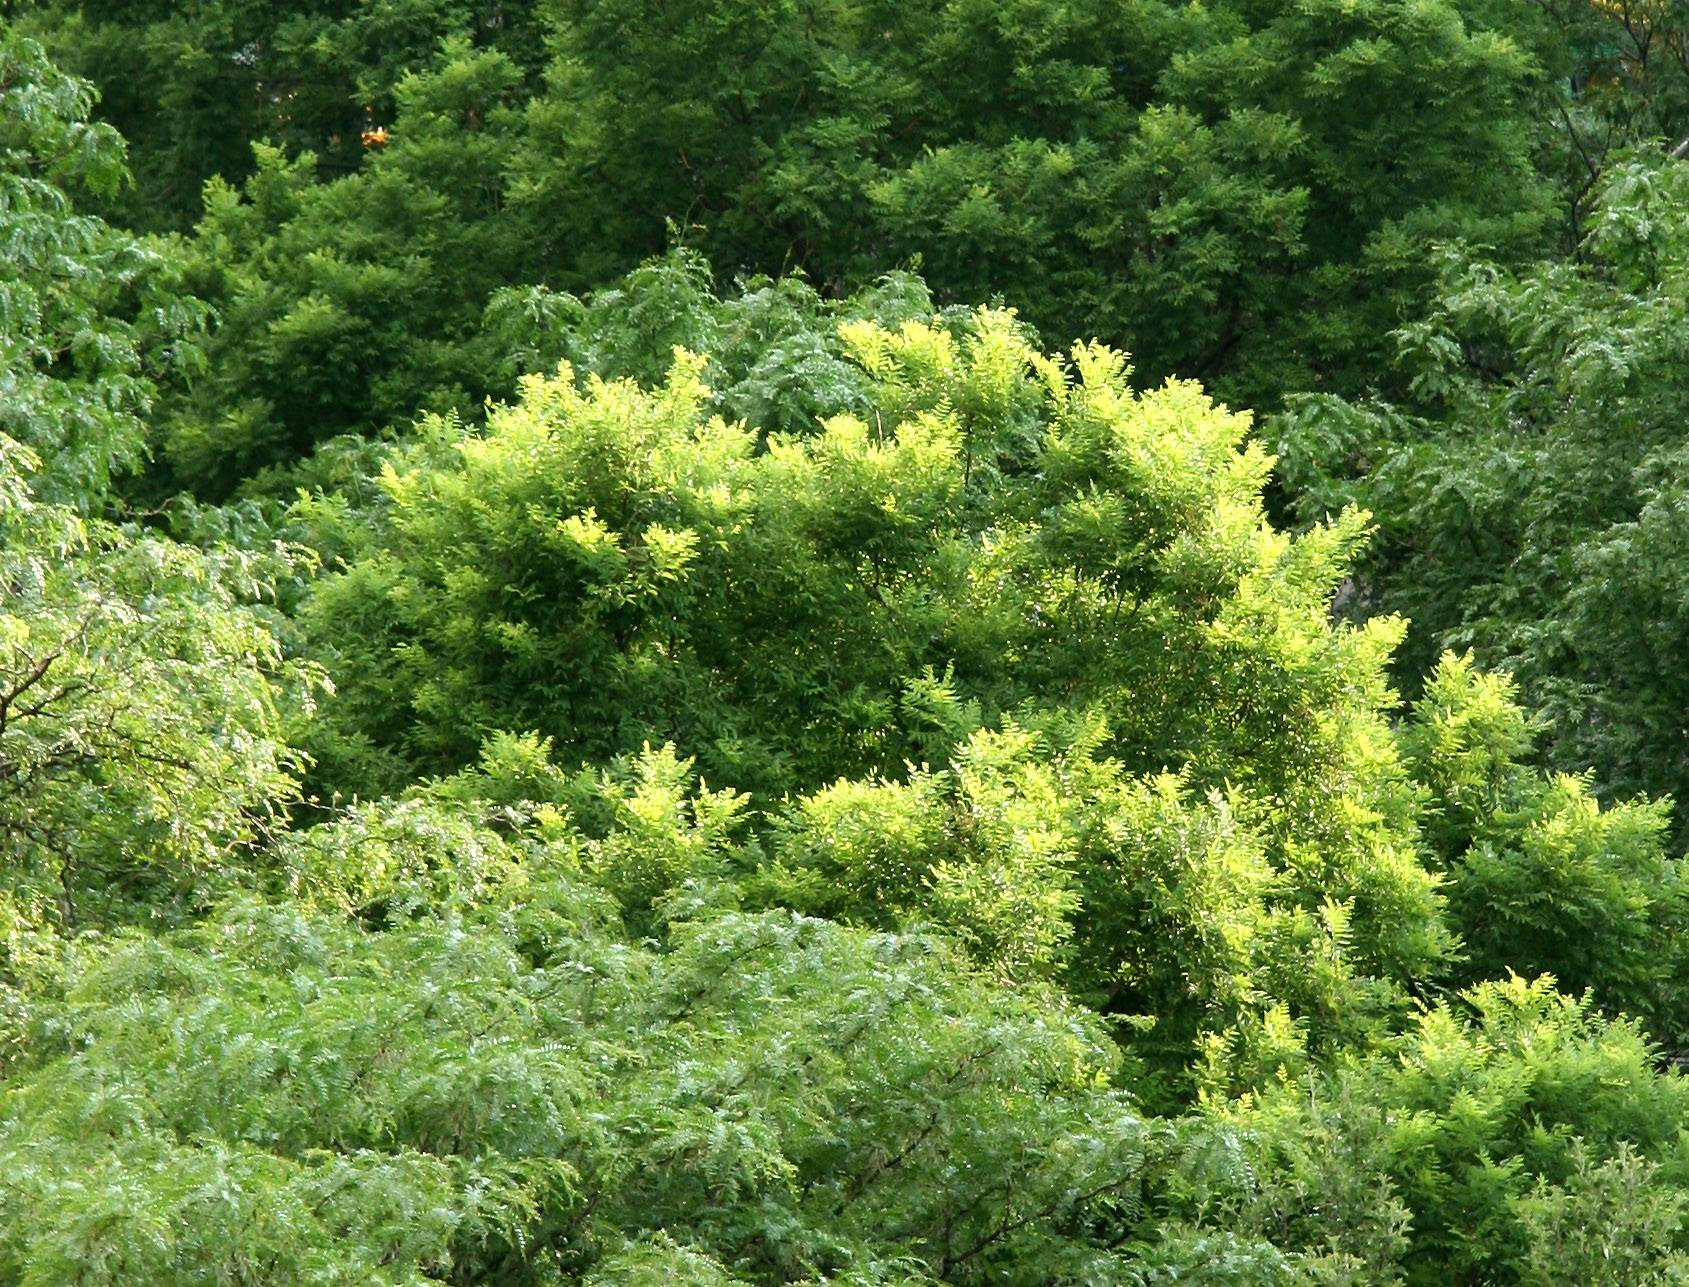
[
  {"xmin": 0, "ymin": 439, "xmax": 314, "ymax": 1002},
  {"xmin": 310, "ymin": 313, "xmax": 1398, "ymax": 807},
  {"xmin": 11, "ymin": 19, "xmax": 1689, "ymax": 1286},
  {"xmin": 298, "ymin": 313, "xmax": 1452, "ymax": 1073}
]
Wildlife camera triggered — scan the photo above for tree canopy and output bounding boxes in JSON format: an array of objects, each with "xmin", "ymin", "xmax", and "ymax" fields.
[{"xmin": 11, "ymin": 8, "xmax": 1689, "ymax": 1282}]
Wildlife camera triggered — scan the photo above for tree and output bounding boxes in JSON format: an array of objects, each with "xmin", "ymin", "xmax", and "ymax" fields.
[
  {"xmin": 1275, "ymin": 155, "xmax": 1689, "ymax": 841},
  {"xmin": 0, "ymin": 39, "xmax": 314, "ymax": 983},
  {"xmin": 7, "ymin": 0, "xmax": 550, "ymax": 232},
  {"xmin": 527, "ymin": 0, "xmax": 1551, "ymax": 407},
  {"xmin": 0, "ymin": 437, "xmax": 315, "ymax": 1027},
  {"xmin": 296, "ymin": 292, "xmax": 1453, "ymax": 1096},
  {"xmin": 1228, "ymin": 975, "xmax": 1689, "ymax": 1285},
  {"xmin": 0, "ymin": 33, "xmax": 204, "ymax": 508},
  {"xmin": 1402, "ymin": 653, "xmax": 1689, "ymax": 1038},
  {"xmin": 13, "ymin": 17, "xmax": 1689, "ymax": 1282},
  {"xmin": 152, "ymin": 40, "xmax": 534, "ymax": 498},
  {"xmin": 30, "ymin": 0, "xmax": 1561, "ymax": 503},
  {"xmin": 0, "ymin": 800, "xmax": 1298, "ymax": 1283}
]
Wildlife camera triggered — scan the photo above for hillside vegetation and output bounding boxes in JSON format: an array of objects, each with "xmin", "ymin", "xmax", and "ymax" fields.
[{"xmin": 7, "ymin": 3, "xmax": 1689, "ymax": 1280}]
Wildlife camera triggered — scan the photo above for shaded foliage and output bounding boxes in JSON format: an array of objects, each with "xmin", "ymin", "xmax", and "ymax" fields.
[
  {"xmin": 1277, "ymin": 157, "xmax": 1689, "ymax": 841},
  {"xmin": 10, "ymin": 19, "xmax": 1689, "ymax": 1286}
]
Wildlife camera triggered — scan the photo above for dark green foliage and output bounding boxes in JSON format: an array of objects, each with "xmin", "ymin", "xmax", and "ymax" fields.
[
  {"xmin": 162, "ymin": 212, "xmax": 927, "ymax": 497},
  {"xmin": 528, "ymin": 0, "xmax": 1551, "ymax": 407},
  {"xmin": 0, "ymin": 34, "xmax": 205, "ymax": 507},
  {"xmin": 12, "ymin": 17, "xmax": 1689, "ymax": 1284},
  {"xmin": 154, "ymin": 41, "xmax": 534, "ymax": 497},
  {"xmin": 9, "ymin": 0, "xmax": 549, "ymax": 233},
  {"xmin": 1479, "ymin": 0, "xmax": 1689, "ymax": 247},
  {"xmin": 1276, "ymin": 156, "xmax": 1689, "ymax": 841},
  {"xmin": 33, "ymin": 0, "xmax": 1562, "ymax": 501}
]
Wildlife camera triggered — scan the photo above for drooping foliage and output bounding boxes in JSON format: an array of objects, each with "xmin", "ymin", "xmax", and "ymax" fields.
[
  {"xmin": 0, "ymin": 37, "xmax": 313, "ymax": 981},
  {"xmin": 11, "ymin": 787, "xmax": 1689, "ymax": 1283},
  {"xmin": 0, "ymin": 438, "xmax": 314, "ymax": 974},
  {"xmin": 0, "ymin": 807, "xmax": 1291, "ymax": 1284}
]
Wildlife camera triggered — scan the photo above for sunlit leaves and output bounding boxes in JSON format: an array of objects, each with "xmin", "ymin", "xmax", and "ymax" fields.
[{"xmin": 0, "ymin": 35, "xmax": 204, "ymax": 506}]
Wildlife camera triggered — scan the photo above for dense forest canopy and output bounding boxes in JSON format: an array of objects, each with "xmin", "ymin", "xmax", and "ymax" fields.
[{"xmin": 8, "ymin": 0, "xmax": 1689, "ymax": 1280}]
